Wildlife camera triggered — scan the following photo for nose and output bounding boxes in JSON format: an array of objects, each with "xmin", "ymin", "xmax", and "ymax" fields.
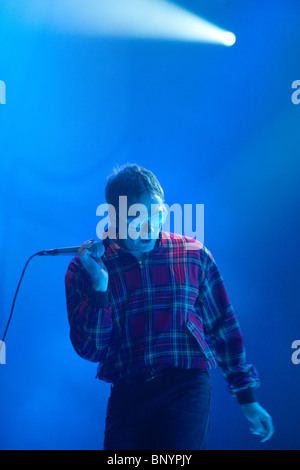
[{"xmin": 141, "ymin": 220, "xmax": 156, "ymax": 238}]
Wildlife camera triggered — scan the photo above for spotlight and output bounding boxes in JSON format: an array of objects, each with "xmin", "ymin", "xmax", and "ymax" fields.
[{"xmin": 222, "ymin": 31, "xmax": 236, "ymax": 46}]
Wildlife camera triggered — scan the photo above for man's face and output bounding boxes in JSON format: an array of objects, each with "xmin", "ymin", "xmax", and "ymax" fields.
[{"xmin": 117, "ymin": 192, "xmax": 165, "ymax": 254}]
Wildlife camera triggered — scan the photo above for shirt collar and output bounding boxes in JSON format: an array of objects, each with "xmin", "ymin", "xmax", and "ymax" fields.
[{"xmin": 101, "ymin": 226, "xmax": 164, "ymax": 260}]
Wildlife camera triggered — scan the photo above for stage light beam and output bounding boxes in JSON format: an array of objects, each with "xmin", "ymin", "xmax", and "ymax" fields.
[{"xmin": 5, "ymin": 0, "xmax": 236, "ymax": 46}]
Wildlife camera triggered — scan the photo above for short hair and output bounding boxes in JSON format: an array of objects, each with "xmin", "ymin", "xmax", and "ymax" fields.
[{"xmin": 105, "ymin": 163, "xmax": 165, "ymax": 210}]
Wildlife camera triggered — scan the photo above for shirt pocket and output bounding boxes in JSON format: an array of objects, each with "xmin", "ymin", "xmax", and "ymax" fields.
[
  {"xmin": 170, "ymin": 264, "xmax": 200, "ymax": 309},
  {"xmin": 186, "ymin": 306, "xmax": 215, "ymax": 362}
]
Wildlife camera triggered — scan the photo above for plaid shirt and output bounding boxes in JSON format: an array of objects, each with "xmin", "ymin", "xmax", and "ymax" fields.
[{"xmin": 65, "ymin": 230, "xmax": 260, "ymax": 403}]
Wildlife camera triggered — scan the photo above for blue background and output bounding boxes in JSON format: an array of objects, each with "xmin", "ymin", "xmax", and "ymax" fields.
[{"xmin": 1, "ymin": 0, "xmax": 300, "ymax": 450}]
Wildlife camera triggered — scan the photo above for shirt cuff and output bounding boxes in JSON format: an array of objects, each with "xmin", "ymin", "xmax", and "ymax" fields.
[
  {"xmin": 88, "ymin": 289, "xmax": 110, "ymax": 308},
  {"xmin": 236, "ymin": 388, "xmax": 257, "ymax": 405}
]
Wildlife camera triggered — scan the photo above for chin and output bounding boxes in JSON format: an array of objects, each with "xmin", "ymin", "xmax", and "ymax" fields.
[{"xmin": 136, "ymin": 239, "xmax": 156, "ymax": 251}]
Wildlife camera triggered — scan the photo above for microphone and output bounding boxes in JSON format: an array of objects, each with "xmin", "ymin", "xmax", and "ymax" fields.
[{"xmin": 36, "ymin": 242, "xmax": 105, "ymax": 257}]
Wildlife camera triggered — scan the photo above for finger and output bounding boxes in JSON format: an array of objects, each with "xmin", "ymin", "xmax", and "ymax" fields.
[
  {"xmin": 94, "ymin": 242, "xmax": 105, "ymax": 259},
  {"xmin": 78, "ymin": 239, "xmax": 94, "ymax": 255},
  {"xmin": 251, "ymin": 416, "xmax": 274, "ymax": 442},
  {"xmin": 81, "ymin": 238, "xmax": 94, "ymax": 246},
  {"xmin": 78, "ymin": 246, "xmax": 90, "ymax": 256},
  {"xmin": 250, "ymin": 419, "xmax": 265, "ymax": 437},
  {"xmin": 260, "ymin": 417, "xmax": 274, "ymax": 442},
  {"xmin": 250, "ymin": 427, "xmax": 264, "ymax": 437}
]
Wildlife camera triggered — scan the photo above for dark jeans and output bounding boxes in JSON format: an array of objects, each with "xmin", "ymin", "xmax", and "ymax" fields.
[{"xmin": 103, "ymin": 368, "xmax": 212, "ymax": 450}]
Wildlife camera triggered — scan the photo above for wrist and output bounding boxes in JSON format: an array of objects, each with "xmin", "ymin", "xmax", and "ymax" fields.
[
  {"xmin": 92, "ymin": 278, "xmax": 108, "ymax": 292},
  {"xmin": 236, "ymin": 388, "xmax": 257, "ymax": 405},
  {"xmin": 241, "ymin": 402, "xmax": 259, "ymax": 410}
]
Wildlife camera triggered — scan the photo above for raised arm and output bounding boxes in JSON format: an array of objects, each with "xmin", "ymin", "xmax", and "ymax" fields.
[{"xmin": 65, "ymin": 240, "xmax": 113, "ymax": 363}]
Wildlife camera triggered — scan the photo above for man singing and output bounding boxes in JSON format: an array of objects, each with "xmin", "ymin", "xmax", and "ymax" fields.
[{"xmin": 65, "ymin": 163, "xmax": 274, "ymax": 450}]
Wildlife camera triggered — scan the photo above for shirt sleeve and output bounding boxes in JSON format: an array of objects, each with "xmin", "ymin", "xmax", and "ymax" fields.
[
  {"xmin": 199, "ymin": 248, "xmax": 260, "ymax": 404},
  {"xmin": 65, "ymin": 256, "xmax": 113, "ymax": 363}
]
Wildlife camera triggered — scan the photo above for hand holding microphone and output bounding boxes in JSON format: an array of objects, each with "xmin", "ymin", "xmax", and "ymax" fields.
[
  {"xmin": 1, "ymin": 239, "xmax": 109, "ymax": 346},
  {"xmin": 78, "ymin": 239, "xmax": 108, "ymax": 292}
]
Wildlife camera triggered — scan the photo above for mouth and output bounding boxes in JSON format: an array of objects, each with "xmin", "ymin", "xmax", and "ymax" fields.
[{"xmin": 138, "ymin": 236, "xmax": 158, "ymax": 245}]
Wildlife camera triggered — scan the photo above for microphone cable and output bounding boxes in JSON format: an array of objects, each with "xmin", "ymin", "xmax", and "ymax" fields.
[
  {"xmin": 0, "ymin": 241, "xmax": 100, "ymax": 352},
  {"xmin": 0, "ymin": 252, "xmax": 39, "ymax": 351}
]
